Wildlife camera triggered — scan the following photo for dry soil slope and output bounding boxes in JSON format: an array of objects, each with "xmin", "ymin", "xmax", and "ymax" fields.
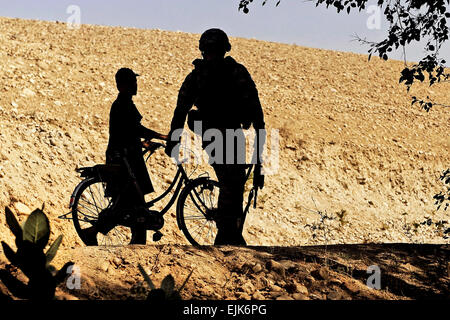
[
  {"xmin": 4, "ymin": 244, "xmax": 448, "ymax": 300},
  {"xmin": 0, "ymin": 17, "xmax": 449, "ymax": 250}
]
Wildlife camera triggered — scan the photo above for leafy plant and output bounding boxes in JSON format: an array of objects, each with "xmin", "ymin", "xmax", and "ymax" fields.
[
  {"xmin": 434, "ymin": 169, "xmax": 450, "ymax": 212},
  {"xmin": 238, "ymin": 0, "xmax": 450, "ymax": 237},
  {"xmin": 402, "ymin": 215, "xmax": 449, "ymax": 241},
  {"xmin": 335, "ymin": 209, "xmax": 348, "ymax": 227},
  {"xmin": 138, "ymin": 264, "xmax": 193, "ymax": 301},
  {"xmin": 304, "ymin": 211, "xmax": 337, "ymax": 241},
  {"xmin": 0, "ymin": 206, "xmax": 74, "ymax": 300},
  {"xmin": 239, "ymin": 1, "xmax": 450, "ymax": 110}
]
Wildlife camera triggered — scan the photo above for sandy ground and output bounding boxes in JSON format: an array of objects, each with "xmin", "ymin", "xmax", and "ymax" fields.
[
  {"xmin": 2, "ymin": 243, "xmax": 448, "ymax": 300},
  {"xmin": 0, "ymin": 17, "xmax": 449, "ymax": 300}
]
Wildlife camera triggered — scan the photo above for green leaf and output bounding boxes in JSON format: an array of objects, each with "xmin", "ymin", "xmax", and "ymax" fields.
[
  {"xmin": 45, "ymin": 235, "xmax": 63, "ymax": 265},
  {"xmin": 1, "ymin": 241, "xmax": 17, "ymax": 265},
  {"xmin": 23, "ymin": 209, "xmax": 50, "ymax": 249},
  {"xmin": 5, "ymin": 207, "xmax": 22, "ymax": 239},
  {"xmin": 138, "ymin": 264, "xmax": 155, "ymax": 290},
  {"xmin": 161, "ymin": 275, "xmax": 175, "ymax": 294}
]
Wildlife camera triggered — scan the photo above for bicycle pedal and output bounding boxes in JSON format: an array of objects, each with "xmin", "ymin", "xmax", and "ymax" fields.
[{"xmin": 153, "ymin": 231, "xmax": 163, "ymax": 242}]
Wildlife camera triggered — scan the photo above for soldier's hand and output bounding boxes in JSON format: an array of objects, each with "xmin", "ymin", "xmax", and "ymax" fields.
[
  {"xmin": 142, "ymin": 140, "xmax": 151, "ymax": 149},
  {"xmin": 159, "ymin": 134, "xmax": 169, "ymax": 141},
  {"xmin": 253, "ymin": 164, "xmax": 264, "ymax": 190},
  {"xmin": 164, "ymin": 141, "xmax": 175, "ymax": 157},
  {"xmin": 165, "ymin": 140, "xmax": 180, "ymax": 160}
]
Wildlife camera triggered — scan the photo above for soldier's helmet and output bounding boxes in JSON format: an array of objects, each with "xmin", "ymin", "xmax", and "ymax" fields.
[{"xmin": 199, "ymin": 28, "xmax": 231, "ymax": 53}]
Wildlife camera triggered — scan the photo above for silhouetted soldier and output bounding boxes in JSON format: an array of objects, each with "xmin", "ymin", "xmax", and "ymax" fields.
[
  {"xmin": 81, "ymin": 68, "xmax": 167, "ymax": 245},
  {"xmin": 165, "ymin": 29, "xmax": 265, "ymax": 245}
]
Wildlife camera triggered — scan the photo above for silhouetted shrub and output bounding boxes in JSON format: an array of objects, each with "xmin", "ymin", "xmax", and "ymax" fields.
[
  {"xmin": 0, "ymin": 206, "xmax": 74, "ymax": 300},
  {"xmin": 138, "ymin": 263, "xmax": 193, "ymax": 301}
]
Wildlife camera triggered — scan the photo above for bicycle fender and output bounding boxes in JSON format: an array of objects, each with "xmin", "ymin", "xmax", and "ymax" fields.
[
  {"xmin": 69, "ymin": 177, "xmax": 96, "ymax": 209},
  {"xmin": 175, "ymin": 177, "xmax": 217, "ymax": 231},
  {"xmin": 184, "ymin": 176, "xmax": 211, "ymax": 188}
]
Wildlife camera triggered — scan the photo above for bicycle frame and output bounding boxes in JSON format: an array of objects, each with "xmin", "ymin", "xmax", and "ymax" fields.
[
  {"xmin": 145, "ymin": 162, "xmax": 190, "ymax": 216},
  {"xmin": 144, "ymin": 149, "xmax": 257, "ymax": 219},
  {"xmin": 59, "ymin": 145, "xmax": 190, "ymax": 220},
  {"xmin": 107, "ymin": 143, "xmax": 199, "ymax": 219},
  {"xmin": 60, "ymin": 143, "xmax": 257, "ymax": 222}
]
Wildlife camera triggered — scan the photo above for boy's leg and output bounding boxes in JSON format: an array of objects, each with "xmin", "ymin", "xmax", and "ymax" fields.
[
  {"xmin": 130, "ymin": 227, "xmax": 147, "ymax": 244},
  {"xmin": 78, "ymin": 193, "xmax": 119, "ymax": 246},
  {"xmin": 81, "ymin": 185, "xmax": 147, "ymax": 245},
  {"xmin": 79, "ymin": 193, "xmax": 120, "ymax": 246},
  {"xmin": 123, "ymin": 187, "xmax": 147, "ymax": 245}
]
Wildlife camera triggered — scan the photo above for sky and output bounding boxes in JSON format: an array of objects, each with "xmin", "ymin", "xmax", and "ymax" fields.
[{"xmin": 1, "ymin": 0, "xmax": 448, "ymax": 63}]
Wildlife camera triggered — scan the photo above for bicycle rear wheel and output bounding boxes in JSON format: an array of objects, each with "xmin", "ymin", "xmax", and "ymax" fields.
[
  {"xmin": 176, "ymin": 178, "xmax": 220, "ymax": 246},
  {"xmin": 71, "ymin": 177, "xmax": 134, "ymax": 246}
]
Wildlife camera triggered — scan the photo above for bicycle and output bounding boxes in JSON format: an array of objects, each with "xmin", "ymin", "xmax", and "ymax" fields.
[{"xmin": 59, "ymin": 141, "xmax": 258, "ymax": 246}]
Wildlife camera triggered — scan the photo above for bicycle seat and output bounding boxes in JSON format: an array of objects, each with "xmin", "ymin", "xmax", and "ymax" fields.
[
  {"xmin": 76, "ymin": 164, "xmax": 122, "ymax": 178},
  {"xmin": 94, "ymin": 164, "xmax": 122, "ymax": 175}
]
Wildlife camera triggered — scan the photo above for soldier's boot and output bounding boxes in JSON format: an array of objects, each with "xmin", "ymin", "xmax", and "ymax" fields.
[{"xmin": 214, "ymin": 218, "xmax": 246, "ymax": 246}]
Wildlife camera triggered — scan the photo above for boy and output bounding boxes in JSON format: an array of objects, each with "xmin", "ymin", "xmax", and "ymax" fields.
[{"xmin": 81, "ymin": 68, "xmax": 167, "ymax": 245}]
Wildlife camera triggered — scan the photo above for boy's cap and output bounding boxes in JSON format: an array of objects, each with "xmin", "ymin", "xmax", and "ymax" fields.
[{"xmin": 115, "ymin": 68, "xmax": 140, "ymax": 83}]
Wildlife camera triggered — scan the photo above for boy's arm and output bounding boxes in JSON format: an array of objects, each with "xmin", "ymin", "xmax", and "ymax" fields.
[{"xmin": 138, "ymin": 125, "xmax": 167, "ymax": 141}]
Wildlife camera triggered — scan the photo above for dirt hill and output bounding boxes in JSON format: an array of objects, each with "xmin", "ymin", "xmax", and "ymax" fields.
[{"xmin": 0, "ymin": 17, "xmax": 449, "ymax": 300}]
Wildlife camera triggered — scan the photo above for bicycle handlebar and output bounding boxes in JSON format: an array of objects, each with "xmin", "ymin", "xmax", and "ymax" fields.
[{"xmin": 142, "ymin": 140, "xmax": 166, "ymax": 155}]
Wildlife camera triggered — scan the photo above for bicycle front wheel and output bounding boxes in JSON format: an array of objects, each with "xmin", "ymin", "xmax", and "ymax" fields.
[
  {"xmin": 176, "ymin": 178, "xmax": 220, "ymax": 246},
  {"xmin": 71, "ymin": 177, "xmax": 134, "ymax": 246}
]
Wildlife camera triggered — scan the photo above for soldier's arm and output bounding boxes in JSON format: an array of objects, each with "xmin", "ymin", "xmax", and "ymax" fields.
[
  {"xmin": 236, "ymin": 65, "xmax": 266, "ymax": 165},
  {"xmin": 168, "ymin": 72, "xmax": 197, "ymax": 143},
  {"xmin": 235, "ymin": 65, "xmax": 265, "ymax": 130}
]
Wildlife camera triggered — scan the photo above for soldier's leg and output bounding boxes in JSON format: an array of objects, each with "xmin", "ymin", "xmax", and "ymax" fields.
[
  {"xmin": 212, "ymin": 165, "xmax": 229, "ymax": 245},
  {"xmin": 213, "ymin": 164, "xmax": 246, "ymax": 245},
  {"xmin": 228, "ymin": 165, "xmax": 247, "ymax": 245}
]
